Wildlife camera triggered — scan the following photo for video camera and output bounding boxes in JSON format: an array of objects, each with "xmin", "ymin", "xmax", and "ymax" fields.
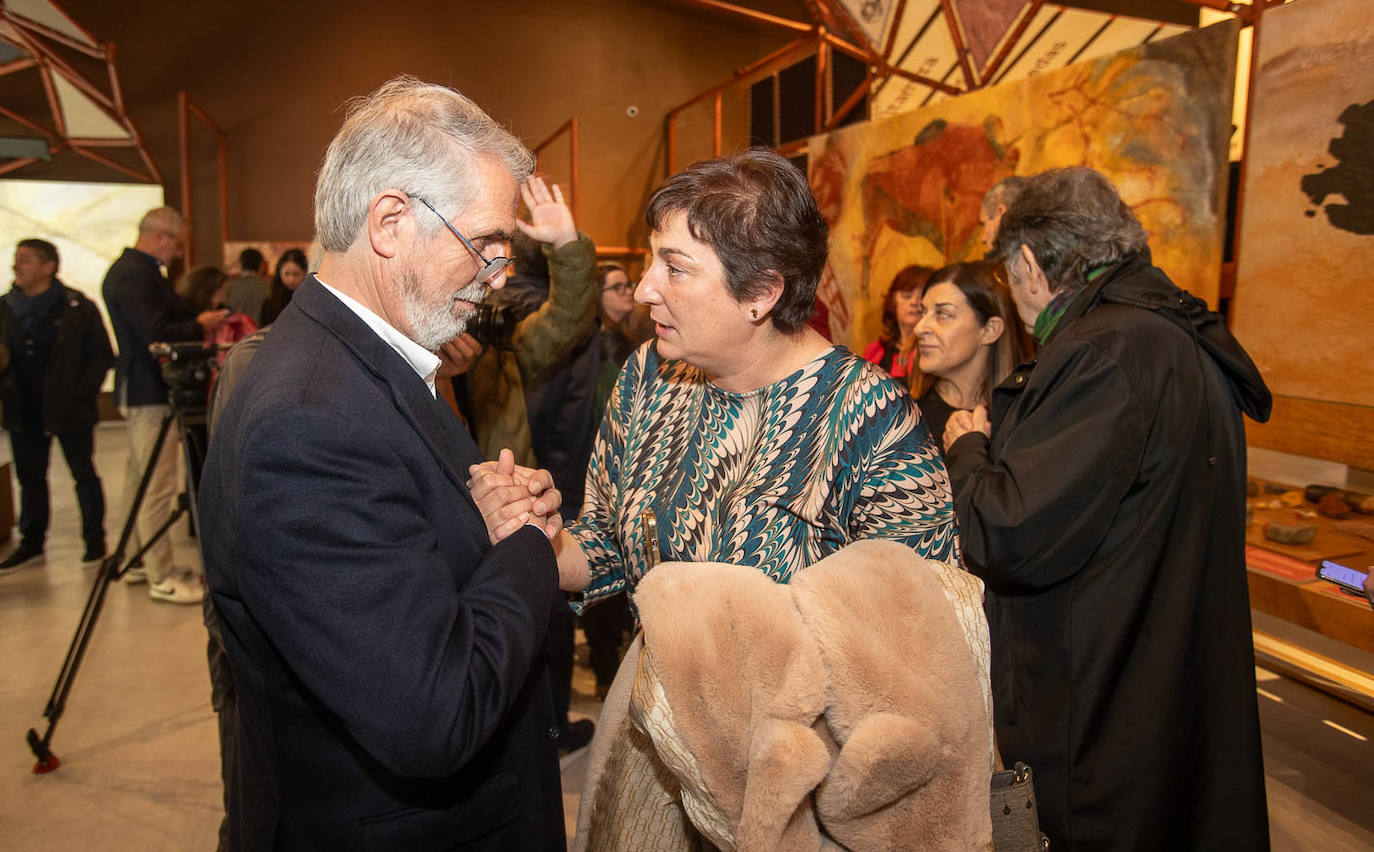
[
  {"xmin": 148, "ymin": 341, "xmax": 221, "ymax": 412},
  {"xmin": 467, "ymin": 303, "xmax": 525, "ymax": 350}
]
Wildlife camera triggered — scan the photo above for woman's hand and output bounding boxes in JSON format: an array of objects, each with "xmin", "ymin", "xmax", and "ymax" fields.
[{"xmin": 466, "ymin": 449, "xmax": 563, "ymax": 543}]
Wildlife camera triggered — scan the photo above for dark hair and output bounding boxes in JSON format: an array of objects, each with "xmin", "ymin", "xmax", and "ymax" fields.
[
  {"xmin": 511, "ymin": 232, "xmax": 549, "ymax": 283},
  {"xmin": 980, "ymin": 176, "xmax": 1029, "ymax": 217},
  {"xmin": 177, "ymin": 265, "xmax": 229, "ymax": 313},
  {"xmin": 879, "ymin": 264, "xmax": 934, "ymax": 348},
  {"xmin": 994, "ymin": 167, "xmax": 1147, "ymax": 294},
  {"xmin": 262, "ymin": 248, "xmax": 308, "ymax": 325},
  {"xmin": 17, "ymin": 238, "xmax": 58, "ymax": 273},
  {"xmin": 644, "ymin": 148, "xmax": 828, "ymax": 333},
  {"xmin": 597, "ymin": 262, "xmax": 627, "ymax": 287},
  {"xmin": 909, "ymin": 261, "xmax": 1032, "ymax": 404},
  {"xmin": 238, "ymin": 248, "xmax": 265, "ymax": 274}
]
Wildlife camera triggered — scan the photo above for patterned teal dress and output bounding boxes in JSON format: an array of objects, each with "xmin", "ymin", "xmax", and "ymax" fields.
[{"xmin": 569, "ymin": 343, "xmax": 958, "ymax": 611}]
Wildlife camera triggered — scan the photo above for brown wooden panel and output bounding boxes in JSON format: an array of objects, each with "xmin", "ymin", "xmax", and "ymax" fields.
[
  {"xmin": 1248, "ymin": 569, "xmax": 1374, "ymax": 655},
  {"xmin": 1246, "ymin": 394, "xmax": 1374, "ymax": 471}
]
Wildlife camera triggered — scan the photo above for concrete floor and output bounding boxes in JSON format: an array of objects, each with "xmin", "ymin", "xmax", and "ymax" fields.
[{"xmin": 0, "ymin": 422, "xmax": 1370, "ymax": 850}]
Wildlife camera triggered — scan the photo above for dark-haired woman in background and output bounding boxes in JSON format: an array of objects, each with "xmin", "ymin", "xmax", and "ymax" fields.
[
  {"xmin": 861, "ymin": 263, "xmax": 931, "ymax": 380},
  {"xmin": 908, "ymin": 261, "xmax": 1030, "ymax": 447},
  {"xmin": 177, "ymin": 266, "xmax": 257, "ymax": 356},
  {"xmin": 259, "ymin": 248, "xmax": 308, "ymax": 326}
]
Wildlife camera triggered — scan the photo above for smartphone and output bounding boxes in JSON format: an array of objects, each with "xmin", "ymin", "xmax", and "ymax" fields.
[{"xmin": 1317, "ymin": 560, "xmax": 1369, "ymax": 596}]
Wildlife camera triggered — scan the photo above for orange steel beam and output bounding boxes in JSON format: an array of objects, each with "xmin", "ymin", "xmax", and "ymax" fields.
[
  {"xmin": 668, "ymin": 33, "xmax": 818, "ymax": 116},
  {"xmin": 822, "ymin": 30, "xmax": 873, "ymax": 63},
  {"xmin": 178, "ymin": 91, "xmax": 230, "ymax": 267},
  {"xmin": 939, "ymin": 0, "xmax": 979, "ymax": 89},
  {"xmin": 64, "ymin": 137, "xmax": 139, "ymax": 146},
  {"xmin": 4, "ymin": 1, "xmax": 103, "ymax": 57},
  {"xmin": 981, "ymin": 0, "xmax": 1045, "ymax": 84},
  {"xmin": 105, "ymin": 43, "xmax": 125, "ymax": 112},
  {"xmin": 882, "ymin": 0, "xmax": 910, "ymax": 60},
  {"xmin": 882, "ymin": 62, "xmax": 963, "ymax": 96},
  {"xmin": 808, "ymin": 0, "xmax": 870, "ymax": 53},
  {"xmin": 38, "ymin": 64, "xmax": 64, "ymax": 137},
  {"xmin": 674, "ymin": 0, "xmax": 812, "ymax": 33},
  {"xmin": 69, "ymin": 144, "xmax": 153, "ymax": 183},
  {"xmin": 815, "ymin": 28, "xmax": 829, "ymax": 133},
  {"xmin": 0, "ymin": 157, "xmax": 39, "ymax": 177},
  {"xmin": 532, "ymin": 117, "xmax": 579, "ymax": 221},
  {"xmin": 0, "ymin": 57, "xmax": 38, "ymax": 76},
  {"xmin": 713, "ymin": 92, "xmax": 722, "ymax": 156},
  {"xmin": 0, "ymin": 102, "xmax": 55, "ymax": 139},
  {"xmin": 825, "ymin": 73, "xmax": 872, "ymax": 130},
  {"xmin": 7, "ymin": 22, "xmax": 118, "ymax": 113},
  {"xmin": 665, "ymin": 33, "xmax": 820, "ymax": 175}
]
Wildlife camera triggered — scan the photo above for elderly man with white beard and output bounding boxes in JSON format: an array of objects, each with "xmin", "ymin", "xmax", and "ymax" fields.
[{"xmin": 198, "ymin": 76, "xmax": 570, "ymax": 851}]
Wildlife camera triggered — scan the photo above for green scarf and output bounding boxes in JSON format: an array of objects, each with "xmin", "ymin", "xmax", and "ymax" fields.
[{"xmin": 1032, "ymin": 265, "xmax": 1109, "ymax": 345}]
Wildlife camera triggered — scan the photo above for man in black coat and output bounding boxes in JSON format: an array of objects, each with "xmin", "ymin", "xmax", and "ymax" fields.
[
  {"xmin": 199, "ymin": 76, "xmax": 569, "ymax": 850},
  {"xmin": 0, "ymin": 239, "xmax": 114, "ymax": 569},
  {"xmin": 945, "ymin": 167, "xmax": 1271, "ymax": 850},
  {"xmin": 102, "ymin": 206, "xmax": 227, "ymax": 603}
]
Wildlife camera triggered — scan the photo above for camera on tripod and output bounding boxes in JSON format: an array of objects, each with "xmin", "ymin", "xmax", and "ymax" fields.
[
  {"xmin": 149, "ymin": 341, "xmax": 218, "ymax": 412},
  {"xmin": 466, "ymin": 303, "xmax": 523, "ymax": 349}
]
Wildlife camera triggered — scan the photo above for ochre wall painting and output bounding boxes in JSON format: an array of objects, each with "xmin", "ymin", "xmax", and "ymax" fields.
[
  {"xmin": 1229, "ymin": 0, "xmax": 1374, "ymax": 412},
  {"xmin": 808, "ymin": 21, "xmax": 1237, "ymax": 352}
]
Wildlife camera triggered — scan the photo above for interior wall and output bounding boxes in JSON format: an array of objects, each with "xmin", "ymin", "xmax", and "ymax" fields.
[{"xmin": 48, "ymin": 0, "xmax": 802, "ymax": 267}]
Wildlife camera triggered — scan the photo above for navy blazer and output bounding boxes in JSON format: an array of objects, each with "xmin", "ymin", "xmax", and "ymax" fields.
[
  {"xmin": 101, "ymin": 248, "xmax": 202, "ymax": 406},
  {"xmin": 199, "ymin": 277, "xmax": 565, "ymax": 851}
]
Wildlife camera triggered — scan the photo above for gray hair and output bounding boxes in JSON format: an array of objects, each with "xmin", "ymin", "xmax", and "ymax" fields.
[
  {"xmin": 314, "ymin": 75, "xmax": 535, "ymax": 252},
  {"xmin": 993, "ymin": 167, "xmax": 1147, "ymax": 294},
  {"xmin": 139, "ymin": 206, "xmax": 186, "ymax": 236},
  {"xmin": 980, "ymin": 175, "xmax": 1029, "ymax": 217}
]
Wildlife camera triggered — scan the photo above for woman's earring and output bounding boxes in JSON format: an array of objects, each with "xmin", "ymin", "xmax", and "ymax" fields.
[{"xmin": 750, "ymin": 308, "xmax": 760, "ymax": 320}]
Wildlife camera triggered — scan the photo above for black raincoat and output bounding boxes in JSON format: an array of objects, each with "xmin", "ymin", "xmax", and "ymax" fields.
[{"xmin": 947, "ymin": 251, "xmax": 1271, "ymax": 851}]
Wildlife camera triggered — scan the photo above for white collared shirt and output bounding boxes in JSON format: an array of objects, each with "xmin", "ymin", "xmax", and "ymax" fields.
[{"xmin": 316, "ymin": 278, "xmax": 441, "ymax": 398}]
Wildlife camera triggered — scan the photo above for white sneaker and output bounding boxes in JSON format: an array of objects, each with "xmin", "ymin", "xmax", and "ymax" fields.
[
  {"xmin": 121, "ymin": 566, "xmax": 148, "ymax": 585},
  {"xmin": 148, "ymin": 572, "xmax": 204, "ymax": 605}
]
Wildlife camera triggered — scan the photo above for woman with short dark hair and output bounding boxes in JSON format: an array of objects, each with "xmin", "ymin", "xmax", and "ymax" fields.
[
  {"xmin": 550, "ymin": 148, "xmax": 957, "ymax": 604},
  {"xmin": 526, "ymin": 147, "xmax": 970, "ymax": 849}
]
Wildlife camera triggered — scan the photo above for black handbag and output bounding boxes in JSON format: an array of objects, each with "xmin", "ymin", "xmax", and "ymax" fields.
[{"xmin": 989, "ymin": 761, "xmax": 1048, "ymax": 850}]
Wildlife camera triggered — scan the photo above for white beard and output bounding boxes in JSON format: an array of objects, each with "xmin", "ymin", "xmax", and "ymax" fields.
[{"xmin": 400, "ymin": 266, "xmax": 489, "ymax": 351}]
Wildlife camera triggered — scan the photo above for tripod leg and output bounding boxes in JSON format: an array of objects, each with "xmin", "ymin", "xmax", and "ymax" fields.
[{"xmin": 26, "ymin": 409, "xmax": 178, "ymax": 773}]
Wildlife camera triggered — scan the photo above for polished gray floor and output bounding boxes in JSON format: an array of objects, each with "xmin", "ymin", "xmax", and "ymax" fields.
[{"xmin": 0, "ymin": 423, "xmax": 1370, "ymax": 850}]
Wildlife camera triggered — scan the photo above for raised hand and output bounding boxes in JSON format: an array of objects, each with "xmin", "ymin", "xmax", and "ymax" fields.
[{"xmin": 515, "ymin": 175, "xmax": 577, "ymax": 249}]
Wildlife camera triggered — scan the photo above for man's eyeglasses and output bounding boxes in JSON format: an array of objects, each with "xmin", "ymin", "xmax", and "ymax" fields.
[{"xmin": 412, "ymin": 195, "xmax": 510, "ymax": 285}]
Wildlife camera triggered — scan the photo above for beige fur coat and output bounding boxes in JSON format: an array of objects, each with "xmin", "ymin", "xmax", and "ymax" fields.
[{"xmin": 575, "ymin": 539, "xmax": 994, "ymax": 851}]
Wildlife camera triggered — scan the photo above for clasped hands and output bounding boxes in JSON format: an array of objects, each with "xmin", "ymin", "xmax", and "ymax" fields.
[
  {"xmin": 943, "ymin": 404, "xmax": 991, "ymax": 450},
  {"xmin": 467, "ymin": 448, "xmax": 563, "ymax": 544}
]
